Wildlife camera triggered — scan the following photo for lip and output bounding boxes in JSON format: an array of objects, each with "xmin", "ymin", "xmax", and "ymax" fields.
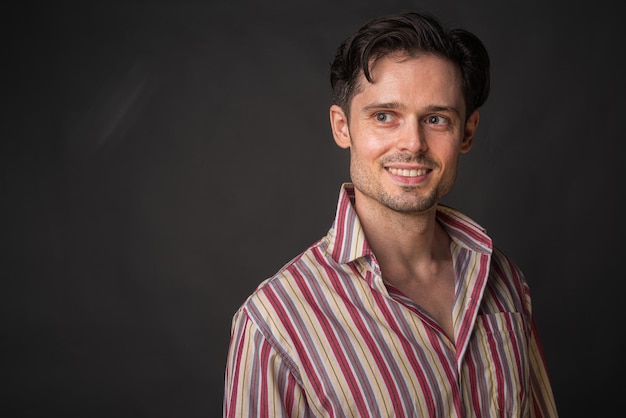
[{"xmin": 385, "ymin": 165, "xmax": 432, "ymax": 185}]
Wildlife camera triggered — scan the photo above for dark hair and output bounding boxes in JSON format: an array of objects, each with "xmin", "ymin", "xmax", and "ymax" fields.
[{"xmin": 330, "ymin": 11, "xmax": 490, "ymax": 119}]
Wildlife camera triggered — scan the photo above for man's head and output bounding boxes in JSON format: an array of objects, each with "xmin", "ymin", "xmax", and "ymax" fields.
[
  {"xmin": 328, "ymin": 12, "xmax": 490, "ymax": 215},
  {"xmin": 330, "ymin": 11, "xmax": 490, "ymax": 120}
]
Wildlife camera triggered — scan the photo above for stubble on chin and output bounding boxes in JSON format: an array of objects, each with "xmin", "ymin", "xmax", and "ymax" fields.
[
  {"xmin": 378, "ymin": 186, "xmax": 440, "ymax": 214},
  {"xmin": 350, "ymin": 151, "xmax": 456, "ymax": 215}
]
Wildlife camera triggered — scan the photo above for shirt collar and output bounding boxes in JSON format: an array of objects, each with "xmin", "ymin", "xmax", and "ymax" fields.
[
  {"xmin": 436, "ymin": 205, "xmax": 493, "ymax": 254},
  {"xmin": 326, "ymin": 183, "xmax": 492, "ymax": 264},
  {"xmin": 326, "ymin": 183, "xmax": 373, "ymax": 264}
]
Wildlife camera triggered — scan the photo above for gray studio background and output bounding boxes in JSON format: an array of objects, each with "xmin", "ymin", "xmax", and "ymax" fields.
[{"xmin": 4, "ymin": 0, "xmax": 624, "ymax": 416}]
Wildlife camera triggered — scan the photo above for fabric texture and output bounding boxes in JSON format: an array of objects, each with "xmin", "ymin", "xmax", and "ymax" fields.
[{"xmin": 224, "ymin": 183, "xmax": 557, "ymax": 417}]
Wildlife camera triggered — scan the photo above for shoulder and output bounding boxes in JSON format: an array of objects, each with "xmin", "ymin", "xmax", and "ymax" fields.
[
  {"xmin": 485, "ymin": 245, "xmax": 532, "ymax": 316},
  {"xmin": 489, "ymin": 246, "xmax": 527, "ymax": 286},
  {"xmin": 236, "ymin": 237, "xmax": 339, "ymax": 323},
  {"xmin": 231, "ymin": 237, "xmax": 350, "ymax": 356}
]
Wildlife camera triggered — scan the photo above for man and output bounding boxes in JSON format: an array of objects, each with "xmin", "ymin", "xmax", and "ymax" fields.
[{"xmin": 224, "ymin": 11, "xmax": 557, "ymax": 417}]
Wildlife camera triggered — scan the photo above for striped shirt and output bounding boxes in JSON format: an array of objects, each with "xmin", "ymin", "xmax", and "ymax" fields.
[{"xmin": 224, "ymin": 183, "xmax": 558, "ymax": 417}]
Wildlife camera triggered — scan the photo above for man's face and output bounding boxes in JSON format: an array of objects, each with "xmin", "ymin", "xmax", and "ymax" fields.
[{"xmin": 330, "ymin": 53, "xmax": 479, "ymax": 215}]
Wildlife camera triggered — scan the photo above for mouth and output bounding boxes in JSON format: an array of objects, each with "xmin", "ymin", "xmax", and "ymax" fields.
[{"xmin": 386, "ymin": 167, "xmax": 430, "ymax": 177}]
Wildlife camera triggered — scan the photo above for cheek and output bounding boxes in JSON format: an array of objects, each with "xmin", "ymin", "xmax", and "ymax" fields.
[
  {"xmin": 351, "ymin": 131, "xmax": 392, "ymax": 159},
  {"xmin": 441, "ymin": 152, "xmax": 461, "ymax": 175},
  {"xmin": 433, "ymin": 140, "xmax": 462, "ymax": 160}
]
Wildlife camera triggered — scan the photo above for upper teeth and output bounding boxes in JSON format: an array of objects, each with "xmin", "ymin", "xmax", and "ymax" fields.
[{"xmin": 388, "ymin": 167, "xmax": 427, "ymax": 177}]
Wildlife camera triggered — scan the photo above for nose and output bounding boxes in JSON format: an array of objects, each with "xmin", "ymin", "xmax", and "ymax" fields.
[{"xmin": 396, "ymin": 119, "xmax": 427, "ymax": 153}]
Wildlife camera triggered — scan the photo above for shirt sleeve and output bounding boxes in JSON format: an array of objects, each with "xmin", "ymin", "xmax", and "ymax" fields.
[
  {"xmin": 512, "ymin": 255, "xmax": 558, "ymax": 417},
  {"xmin": 528, "ymin": 318, "xmax": 559, "ymax": 417},
  {"xmin": 223, "ymin": 308, "xmax": 306, "ymax": 418}
]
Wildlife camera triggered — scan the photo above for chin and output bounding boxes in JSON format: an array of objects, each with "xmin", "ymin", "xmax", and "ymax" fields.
[{"xmin": 380, "ymin": 192, "xmax": 439, "ymax": 214}]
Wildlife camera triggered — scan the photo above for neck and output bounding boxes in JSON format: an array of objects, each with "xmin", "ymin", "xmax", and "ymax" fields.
[{"xmin": 354, "ymin": 191, "xmax": 451, "ymax": 285}]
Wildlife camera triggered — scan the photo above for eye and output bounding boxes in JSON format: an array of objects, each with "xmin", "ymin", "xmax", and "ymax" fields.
[
  {"xmin": 426, "ymin": 115, "xmax": 448, "ymax": 125},
  {"xmin": 374, "ymin": 112, "xmax": 394, "ymax": 123}
]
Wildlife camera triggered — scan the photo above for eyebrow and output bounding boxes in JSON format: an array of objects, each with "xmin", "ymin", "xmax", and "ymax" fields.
[
  {"xmin": 361, "ymin": 102, "xmax": 461, "ymax": 116},
  {"xmin": 424, "ymin": 105, "xmax": 461, "ymax": 116},
  {"xmin": 361, "ymin": 101, "xmax": 405, "ymax": 113}
]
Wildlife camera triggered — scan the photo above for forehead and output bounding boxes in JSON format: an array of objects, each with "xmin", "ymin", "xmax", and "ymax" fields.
[{"xmin": 352, "ymin": 53, "xmax": 464, "ymax": 112}]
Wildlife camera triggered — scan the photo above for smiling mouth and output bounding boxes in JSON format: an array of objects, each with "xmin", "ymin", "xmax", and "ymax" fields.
[{"xmin": 387, "ymin": 167, "xmax": 429, "ymax": 177}]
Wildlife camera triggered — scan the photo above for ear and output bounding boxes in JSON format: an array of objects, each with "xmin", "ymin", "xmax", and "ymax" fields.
[
  {"xmin": 330, "ymin": 104, "xmax": 351, "ymax": 149},
  {"xmin": 461, "ymin": 110, "xmax": 480, "ymax": 153}
]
